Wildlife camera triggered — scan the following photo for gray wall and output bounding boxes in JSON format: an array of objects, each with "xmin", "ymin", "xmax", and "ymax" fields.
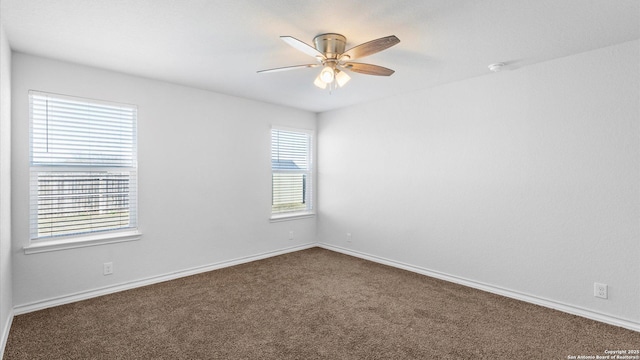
[
  {"xmin": 11, "ymin": 53, "xmax": 316, "ymax": 308},
  {"xmin": 318, "ymin": 40, "xmax": 640, "ymax": 326}
]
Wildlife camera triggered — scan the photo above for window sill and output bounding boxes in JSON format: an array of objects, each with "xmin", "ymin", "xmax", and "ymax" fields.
[
  {"xmin": 270, "ymin": 212, "xmax": 316, "ymax": 222},
  {"xmin": 24, "ymin": 230, "xmax": 142, "ymax": 255}
]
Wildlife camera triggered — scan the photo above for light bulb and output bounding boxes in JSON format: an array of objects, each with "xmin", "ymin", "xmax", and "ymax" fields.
[{"xmin": 320, "ymin": 66, "xmax": 335, "ymax": 83}]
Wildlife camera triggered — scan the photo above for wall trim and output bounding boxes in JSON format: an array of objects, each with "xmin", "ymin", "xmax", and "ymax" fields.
[
  {"xmin": 0, "ymin": 309, "xmax": 14, "ymax": 360},
  {"xmin": 318, "ymin": 243, "xmax": 640, "ymax": 333},
  {"xmin": 13, "ymin": 243, "xmax": 316, "ymax": 315}
]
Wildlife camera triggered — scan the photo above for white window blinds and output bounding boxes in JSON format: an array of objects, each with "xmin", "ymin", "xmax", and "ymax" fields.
[
  {"xmin": 29, "ymin": 91, "xmax": 138, "ymax": 240},
  {"xmin": 271, "ymin": 128, "xmax": 313, "ymax": 215}
]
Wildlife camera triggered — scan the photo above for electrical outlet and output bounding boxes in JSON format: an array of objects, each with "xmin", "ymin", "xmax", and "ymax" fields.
[
  {"xmin": 103, "ymin": 262, "xmax": 113, "ymax": 276},
  {"xmin": 346, "ymin": 232, "xmax": 352, "ymax": 243},
  {"xmin": 594, "ymin": 282, "xmax": 607, "ymax": 299},
  {"xmin": 289, "ymin": 231, "xmax": 294, "ymax": 240}
]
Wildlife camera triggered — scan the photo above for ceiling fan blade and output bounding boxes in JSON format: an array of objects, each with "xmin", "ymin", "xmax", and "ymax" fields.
[
  {"xmin": 280, "ymin": 36, "xmax": 325, "ymax": 59},
  {"xmin": 257, "ymin": 64, "xmax": 320, "ymax": 74},
  {"xmin": 341, "ymin": 35, "xmax": 400, "ymax": 60},
  {"xmin": 342, "ymin": 62, "xmax": 395, "ymax": 76}
]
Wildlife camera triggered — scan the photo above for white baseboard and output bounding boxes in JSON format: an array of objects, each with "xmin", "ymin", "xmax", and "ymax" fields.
[
  {"xmin": 319, "ymin": 243, "xmax": 640, "ymax": 333},
  {"xmin": 12, "ymin": 242, "xmax": 639, "ymax": 333},
  {"xmin": 14, "ymin": 243, "xmax": 316, "ymax": 316},
  {"xmin": 0, "ymin": 309, "xmax": 14, "ymax": 360}
]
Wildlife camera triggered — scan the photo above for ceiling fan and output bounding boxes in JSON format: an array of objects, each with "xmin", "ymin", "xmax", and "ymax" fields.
[{"xmin": 257, "ymin": 33, "xmax": 400, "ymax": 90}]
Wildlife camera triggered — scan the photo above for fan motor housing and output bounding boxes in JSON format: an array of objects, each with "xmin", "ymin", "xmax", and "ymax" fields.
[{"xmin": 313, "ymin": 33, "xmax": 346, "ymax": 59}]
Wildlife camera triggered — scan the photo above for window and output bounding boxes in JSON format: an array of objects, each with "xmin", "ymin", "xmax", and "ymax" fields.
[
  {"xmin": 271, "ymin": 127, "xmax": 313, "ymax": 217},
  {"xmin": 29, "ymin": 91, "xmax": 138, "ymax": 242}
]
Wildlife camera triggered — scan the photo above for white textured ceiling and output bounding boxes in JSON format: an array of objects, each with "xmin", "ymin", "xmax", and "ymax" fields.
[{"xmin": 1, "ymin": 0, "xmax": 638, "ymax": 113}]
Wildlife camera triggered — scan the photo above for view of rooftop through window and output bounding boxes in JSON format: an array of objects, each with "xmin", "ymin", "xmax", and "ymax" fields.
[
  {"xmin": 271, "ymin": 128, "xmax": 312, "ymax": 215},
  {"xmin": 29, "ymin": 91, "xmax": 138, "ymax": 239}
]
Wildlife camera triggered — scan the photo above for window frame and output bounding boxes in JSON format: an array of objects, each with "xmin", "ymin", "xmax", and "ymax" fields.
[
  {"xmin": 24, "ymin": 91, "xmax": 141, "ymax": 254},
  {"xmin": 270, "ymin": 126, "xmax": 315, "ymax": 221}
]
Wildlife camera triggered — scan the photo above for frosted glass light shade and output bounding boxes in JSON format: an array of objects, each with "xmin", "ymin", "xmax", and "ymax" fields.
[
  {"xmin": 320, "ymin": 66, "xmax": 335, "ymax": 83},
  {"xmin": 335, "ymin": 70, "xmax": 351, "ymax": 87},
  {"xmin": 314, "ymin": 74, "xmax": 328, "ymax": 89}
]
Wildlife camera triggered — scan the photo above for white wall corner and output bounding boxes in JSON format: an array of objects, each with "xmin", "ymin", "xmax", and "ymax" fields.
[{"xmin": 0, "ymin": 21, "xmax": 13, "ymax": 360}]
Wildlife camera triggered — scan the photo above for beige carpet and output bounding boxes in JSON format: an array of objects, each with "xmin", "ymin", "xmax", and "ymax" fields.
[{"xmin": 4, "ymin": 247, "xmax": 639, "ymax": 359}]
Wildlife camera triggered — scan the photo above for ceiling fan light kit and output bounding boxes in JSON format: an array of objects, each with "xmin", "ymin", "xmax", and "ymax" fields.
[{"xmin": 258, "ymin": 33, "xmax": 400, "ymax": 91}]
